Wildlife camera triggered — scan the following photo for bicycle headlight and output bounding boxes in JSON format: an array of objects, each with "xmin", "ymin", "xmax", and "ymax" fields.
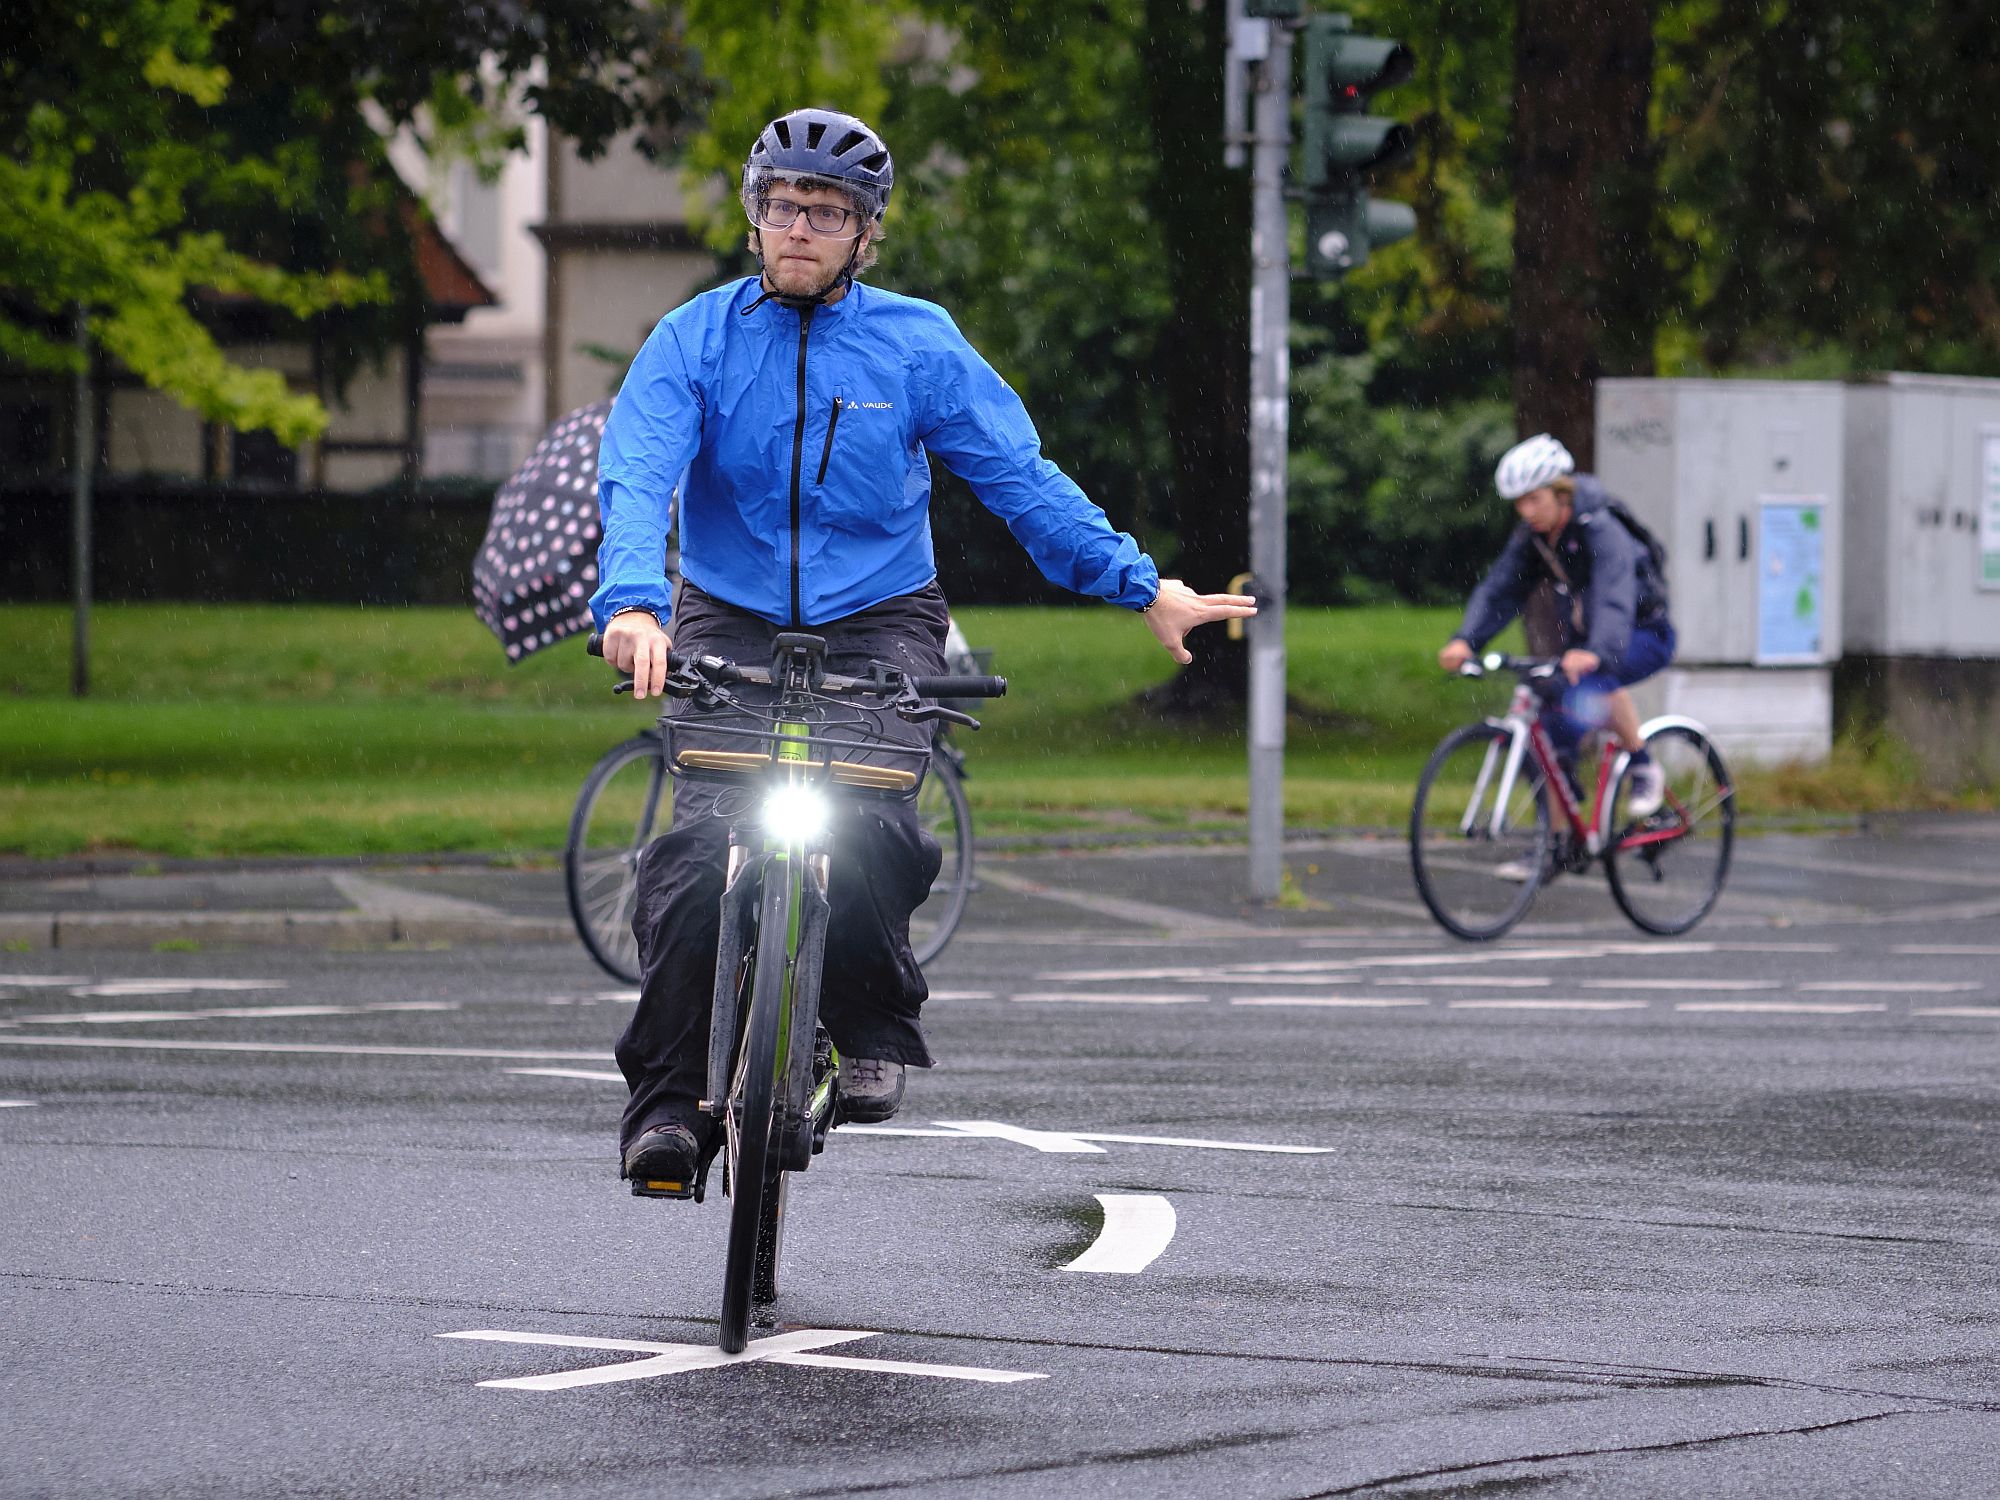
[{"xmin": 763, "ymin": 782, "xmax": 830, "ymax": 841}]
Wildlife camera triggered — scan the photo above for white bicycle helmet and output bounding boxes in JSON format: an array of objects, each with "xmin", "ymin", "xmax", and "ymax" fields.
[{"xmin": 1494, "ymin": 433, "xmax": 1575, "ymax": 500}]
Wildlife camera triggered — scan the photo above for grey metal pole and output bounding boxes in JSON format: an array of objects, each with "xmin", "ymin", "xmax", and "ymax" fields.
[
  {"xmin": 71, "ymin": 305, "xmax": 93, "ymax": 700},
  {"xmin": 1247, "ymin": 26, "xmax": 1291, "ymax": 901}
]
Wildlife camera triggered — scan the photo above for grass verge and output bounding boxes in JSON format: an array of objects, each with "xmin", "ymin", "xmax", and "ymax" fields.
[{"xmin": 0, "ymin": 603, "xmax": 1983, "ymax": 858}]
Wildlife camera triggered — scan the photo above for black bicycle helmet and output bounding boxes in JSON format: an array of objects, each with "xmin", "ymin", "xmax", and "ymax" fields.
[{"xmin": 741, "ymin": 108, "xmax": 895, "ymax": 222}]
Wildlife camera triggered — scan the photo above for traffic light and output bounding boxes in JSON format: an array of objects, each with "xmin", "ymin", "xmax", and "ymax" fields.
[{"xmin": 1301, "ymin": 15, "xmax": 1417, "ymax": 277}]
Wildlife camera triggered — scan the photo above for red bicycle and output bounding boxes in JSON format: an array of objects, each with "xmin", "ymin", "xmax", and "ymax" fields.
[{"xmin": 1409, "ymin": 653, "xmax": 1736, "ymax": 941}]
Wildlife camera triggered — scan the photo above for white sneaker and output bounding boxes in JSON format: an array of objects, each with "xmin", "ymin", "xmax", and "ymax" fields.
[
  {"xmin": 1493, "ymin": 858, "xmax": 1537, "ymax": 883},
  {"xmin": 1626, "ymin": 759, "xmax": 1666, "ymax": 819}
]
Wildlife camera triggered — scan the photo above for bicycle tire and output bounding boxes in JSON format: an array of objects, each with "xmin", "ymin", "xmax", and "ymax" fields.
[
  {"xmin": 911, "ymin": 747, "xmax": 974, "ymax": 966},
  {"xmin": 1605, "ymin": 724, "xmax": 1735, "ymax": 936},
  {"xmin": 719, "ymin": 868, "xmax": 789, "ymax": 1353},
  {"xmin": 564, "ymin": 734, "xmax": 667, "ymax": 984},
  {"xmin": 1410, "ymin": 722, "xmax": 1553, "ymax": 942}
]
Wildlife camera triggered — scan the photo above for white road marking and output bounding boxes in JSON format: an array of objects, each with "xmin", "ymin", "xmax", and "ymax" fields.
[
  {"xmin": 1010, "ymin": 992, "xmax": 1209, "ymax": 1006},
  {"xmin": 13, "ymin": 1002, "xmax": 461, "ymax": 1025},
  {"xmin": 843, "ymin": 1120, "xmax": 1332, "ymax": 1155},
  {"xmin": 507, "ymin": 1068, "xmax": 625, "ymax": 1082},
  {"xmin": 1912, "ymin": 1007, "xmax": 2000, "ymax": 1019},
  {"xmin": 925, "ymin": 990, "xmax": 996, "ymax": 1001},
  {"xmin": 1448, "ymin": 999, "xmax": 1649, "ymax": 1011},
  {"xmin": 439, "ymin": 1328, "xmax": 1044, "ymax": 1390},
  {"xmin": 1065, "ymin": 1194, "xmax": 1177, "ymax": 1274},
  {"xmin": 0, "ymin": 1100, "xmax": 34, "ymax": 1108},
  {"xmin": 1704, "ymin": 942, "xmax": 1844, "ymax": 954},
  {"xmin": 0, "ymin": 1036, "xmax": 611, "ymax": 1060},
  {"xmin": 1033, "ymin": 967, "xmax": 1222, "ymax": 982},
  {"xmin": 1231, "ymin": 996, "xmax": 1426, "ymax": 1008},
  {"xmin": 64, "ymin": 980, "xmax": 288, "ymax": 998},
  {"xmin": 1577, "ymin": 978, "xmax": 1780, "ymax": 991},
  {"xmin": 1376, "ymin": 976, "xmax": 1552, "ymax": 988},
  {"xmin": 0, "ymin": 976, "xmax": 88, "ymax": 987},
  {"xmin": 976, "ymin": 867, "xmax": 1270, "ymax": 936},
  {"xmin": 929, "ymin": 1120, "xmax": 1105, "ymax": 1153},
  {"xmin": 1676, "ymin": 1001, "xmax": 1887, "ymax": 1015},
  {"xmin": 1894, "ymin": 945, "xmax": 2000, "ymax": 956},
  {"xmin": 1799, "ymin": 981, "xmax": 1982, "ymax": 994}
]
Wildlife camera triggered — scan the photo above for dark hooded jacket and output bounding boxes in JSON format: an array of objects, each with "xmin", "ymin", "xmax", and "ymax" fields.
[{"xmin": 1454, "ymin": 474, "xmax": 1670, "ymax": 671}]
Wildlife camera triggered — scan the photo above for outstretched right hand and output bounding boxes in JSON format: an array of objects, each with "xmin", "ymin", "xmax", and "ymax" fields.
[
  {"xmin": 604, "ymin": 609, "xmax": 673, "ymax": 700},
  {"xmin": 1438, "ymin": 639, "xmax": 1474, "ymax": 673}
]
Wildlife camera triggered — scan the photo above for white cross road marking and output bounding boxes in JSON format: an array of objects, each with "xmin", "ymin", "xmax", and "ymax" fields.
[
  {"xmin": 1799, "ymin": 981, "xmax": 1982, "ymax": 994},
  {"xmin": 507, "ymin": 1067, "xmax": 625, "ymax": 1082},
  {"xmin": 1912, "ymin": 1007, "xmax": 2000, "ymax": 1019},
  {"xmin": 438, "ymin": 1327, "xmax": 1045, "ymax": 1390},
  {"xmin": 1065, "ymin": 1194, "xmax": 1176, "ymax": 1274},
  {"xmin": 929, "ymin": 1119, "xmax": 1104, "ymax": 1153},
  {"xmin": 1231, "ymin": 996, "xmax": 1427, "ymax": 1008},
  {"xmin": 1677, "ymin": 1001, "xmax": 1888, "ymax": 1014},
  {"xmin": 64, "ymin": 980, "xmax": 288, "ymax": 998},
  {"xmin": 1448, "ymin": 999, "xmax": 1650, "ymax": 1011},
  {"xmin": 1009, "ymin": 992, "xmax": 1209, "ymax": 1006},
  {"xmin": 843, "ymin": 1119, "xmax": 1332, "ymax": 1156}
]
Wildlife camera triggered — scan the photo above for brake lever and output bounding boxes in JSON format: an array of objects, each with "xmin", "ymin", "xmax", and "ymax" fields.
[{"xmin": 898, "ymin": 703, "xmax": 980, "ymax": 729}]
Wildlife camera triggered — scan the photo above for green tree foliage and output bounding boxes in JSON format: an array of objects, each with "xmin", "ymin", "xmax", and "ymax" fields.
[
  {"xmin": 1656, "ymin": 0, "xmax": 2000, "ymax": 374},
  {"xmin": 1, "ymin": 0, "xmax": 375, "ymax": 442}
]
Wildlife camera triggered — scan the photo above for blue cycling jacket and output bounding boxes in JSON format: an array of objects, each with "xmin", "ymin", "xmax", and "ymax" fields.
[{"xmin": 592, "ymin": 277, "xmax": 1161, "ymax": 630}]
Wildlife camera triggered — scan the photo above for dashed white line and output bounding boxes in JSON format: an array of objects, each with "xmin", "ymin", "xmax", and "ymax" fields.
[
  {"xmin": 13, "ymin": 1002, "xmax": 461, "ymax": 1025},
  {"xmin": 507, "ymin": 1068, "xmax": 625, "ymax": 1082},
  {"xmin": 1799, "ymin": 981, "xmax": 1982, "ymax": 994},
  {"xmin": 1577, "ymin": 978, "xmax": 1780, "ymax": 992},
  {"xmin": 1065, "ymin": 1194, "xmax": 1177, "ymax": 1274},
  {"xmin": 1894, "ymin": 945, "xmax": 2000, "ymax": 957},
  {"xmin": 0, "ymin": 976, "xmax": 88, "ymax": 987},
  {"xmin": 0, "ymin": 1036, "xmax": 611, "ymax": 1061},
  {"xmin": 65, "ymin": 980, "xmax": 288, "ymax": 998},
  {"xmin": 1911, "ymin": 1007, "xmax": 2000, "ymax": 1019},
  {"xmin": 1231, "ymin": 996, "xmax": 1426, "ymax": 1009},
  {"xmin": 0, "ymin": 1099, "xmax": 35, "ymax": 1108},
  {"xmin": 1010, "ymin": 992, "xmax": 1208, "ymax": 1006},
  {"xmin": 1375, "ymin": 976, "xmax": 1552, "ymax": 988},
  {"xmin": 925, "ymin": 990, "xmax": 996, "ymax": 1001},
  {"xmin": 1677, "ymin": 1002, "xmax": 1887, "ymax": 1015},
  {"xmin": 1448, "ymin": 999, "xmax": 1649, "ymax": 1011}
]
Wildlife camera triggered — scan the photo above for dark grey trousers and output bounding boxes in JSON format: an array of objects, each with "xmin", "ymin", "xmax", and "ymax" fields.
[{"xmin": 615, "ymin": 582, "xmax": 950, "ymax": 1152}]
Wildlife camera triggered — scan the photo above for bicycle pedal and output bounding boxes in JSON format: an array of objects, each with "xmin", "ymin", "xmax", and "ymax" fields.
[{"xmin": 628, "ymin": 1148, "xmax": 713, "ymax": 1202}]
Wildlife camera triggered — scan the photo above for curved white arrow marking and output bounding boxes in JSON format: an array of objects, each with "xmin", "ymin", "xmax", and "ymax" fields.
[{"xmin": 1065, "ymin": 1193, "xmax": 1176, "ymax": 1274}]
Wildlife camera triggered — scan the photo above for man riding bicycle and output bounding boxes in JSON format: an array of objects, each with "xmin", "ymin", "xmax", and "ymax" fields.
[
  {"xmin": 593, "ymin": 108, "xmax": 1255, "ymax": 1191},
  {"xmin": 1438, "ymin": 434, "xmax": 1674, "ymax": 819}
]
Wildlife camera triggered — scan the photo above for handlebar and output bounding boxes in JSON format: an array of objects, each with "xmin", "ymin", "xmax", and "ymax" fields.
[
  {"xmin": 1454, "ymin": 652, "xmax": 1562, "ymax": 682},
  {"xmin": 584, "ymin": 632, "xmax": 1008, "ymax": 705}
]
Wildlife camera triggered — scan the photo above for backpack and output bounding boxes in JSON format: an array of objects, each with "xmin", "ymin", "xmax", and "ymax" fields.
[{"xmin": 1605, "ymin": 498, "xmax": 1668, "ymax": 576}]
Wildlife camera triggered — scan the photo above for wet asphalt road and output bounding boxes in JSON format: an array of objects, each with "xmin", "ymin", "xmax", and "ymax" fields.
[{"xmin": 3, "ymin": 820, "xmax": 1998, "ymax": 1498}]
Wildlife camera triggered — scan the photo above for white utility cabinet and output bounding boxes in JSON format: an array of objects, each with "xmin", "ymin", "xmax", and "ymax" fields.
[
  {"xmin": 1595, "ymin": 378, "xmax": 1846, "ymax": 764},
  {"xmin": 1843, "ymin": 372, "xmax": 2000, "ymax": 659}
]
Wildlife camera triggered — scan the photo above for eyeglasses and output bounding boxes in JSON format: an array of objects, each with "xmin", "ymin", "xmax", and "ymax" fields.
[{"xmin": 752, "ymin": 197, "xmax": 863, "ymax": 239}]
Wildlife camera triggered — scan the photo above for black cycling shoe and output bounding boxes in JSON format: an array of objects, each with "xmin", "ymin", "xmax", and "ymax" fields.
[{"xmin": 622, "ymin": 1124, "xmax": 706, "ymax": 1199}]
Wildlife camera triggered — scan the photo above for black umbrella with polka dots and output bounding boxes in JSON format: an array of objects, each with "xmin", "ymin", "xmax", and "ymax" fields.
[{"xmin": 472, "ymin": 400, "xmax": 612, "ymax": 662}]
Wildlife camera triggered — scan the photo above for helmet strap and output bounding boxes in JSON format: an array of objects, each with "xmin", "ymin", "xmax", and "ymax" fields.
[{"xmin": 742, "ymin": 229, "xmax": 868, "ymax": 315}]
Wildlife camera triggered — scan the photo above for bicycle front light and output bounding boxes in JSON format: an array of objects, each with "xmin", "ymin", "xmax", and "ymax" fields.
[{"xmin": 764, "ymin": 782, "xmax": 830, "ymax": 842}]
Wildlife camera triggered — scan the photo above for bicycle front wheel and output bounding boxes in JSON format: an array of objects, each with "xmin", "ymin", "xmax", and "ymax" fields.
[
  {"xmin": 911, "ymin": 747, "xmax": 974, "ymax": 966},
  {"xmin": 564, "ymin": 734, "xmax": 668, "ymax": 984},
  {"xmin": 1606, "ymin": 724, "xmax": 1735, "ymax": 936},
  {"xmin": 1410, "ymin": 722, "xmax": 1552, "ymax": 942},
  {"xmin": 720, "ymin": 868, "xmax": 789, "ymax": 1353}
]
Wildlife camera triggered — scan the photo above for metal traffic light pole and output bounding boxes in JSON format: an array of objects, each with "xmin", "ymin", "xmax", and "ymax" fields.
[{"xmin": 1230, "ymin": 4, "xmax": 1294, "ymax": 902}]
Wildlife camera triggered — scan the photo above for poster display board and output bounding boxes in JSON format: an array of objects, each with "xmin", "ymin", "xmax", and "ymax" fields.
[{"xmin": 1755, "ymin": 497, "xmax": 1827, "ymax": 663}]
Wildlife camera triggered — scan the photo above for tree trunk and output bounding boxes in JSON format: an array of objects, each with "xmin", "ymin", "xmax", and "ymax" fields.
[
  {"xmin": 1134, "ymin": 0, "xmax": 1252, "ymax": 717},
  {"xmin": 1511, "ymin": 0, "xmax": 1657, "ymax": 466}
]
